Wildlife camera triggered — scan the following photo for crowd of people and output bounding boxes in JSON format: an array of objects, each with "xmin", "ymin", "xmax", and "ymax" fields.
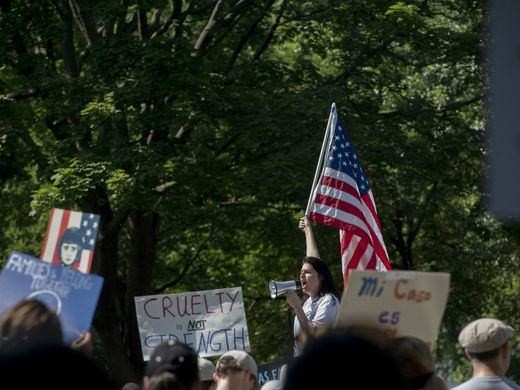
[{"xmin": 0, "ymin": 217, "xmax": 518, "ymax": 389}]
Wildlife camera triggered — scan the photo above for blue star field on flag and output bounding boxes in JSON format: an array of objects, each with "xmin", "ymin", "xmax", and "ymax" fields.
[
  {"xmin": 326, "ymin": 117, "xmax": 370, "ymax": 197},
  {"xmin": 79, "ymin": 213, "xmax": 100, "ymax": 250}
]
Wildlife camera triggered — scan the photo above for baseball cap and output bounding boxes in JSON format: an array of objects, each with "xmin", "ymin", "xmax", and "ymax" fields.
[
  {"xmin": 198, "ymin": 357, "xmax": 216, "ymax": 381},
  {"xmin": 216, "ymin": 350, "xmax": 257, "ymax": 379},
  {"xmin": 146, "ymin": 340, "xmax": 199, "ymax": 382},
  {"xmin": 261, "ymin": 379, "xmax": 283, "ymax": 390},
  {"xmin": 458, "ymin": 318, "xmax": 514, "ymax": 353}
]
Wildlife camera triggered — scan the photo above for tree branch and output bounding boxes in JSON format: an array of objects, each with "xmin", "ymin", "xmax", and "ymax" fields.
[
  {"xmin": 194, "ymin": 0, "xmax": 223, "ymax": 50},
  {"xmin": 107, "ymin": 209, "xmax": 130, "ymax": 237},
  {"xmin": 228, "ymin": 0, "xmax": 275, "ymax": 68},
  {"xmin": 56, "ymin": 0, "xmax": 79, "ymax": 77},
  {"xmin": 113, "ymin": 0, "xmax": 129, "ymax": 34},
  {"xmin": 4, "ymin": 88, "xmax": 38, "ymax": 100},
  {"xmin": 218, "ymin": 0, "xmax": 255, "ymax": 28},
  {"xmin": 45, "ymin": 118, "xmax": 70, "ymax": 141},
  {"xmin": 67, "ymin": 0, "xmax": 99, "ymax": 46},
  {"xmin": 154, "ymin": 181, "xmax": 176, "ymax": 193},
  {"xmin": 392, "ymin": 208, "xmax": 412, "ymax": 269},
  {"xmin": 407, "ymin": 181, "xmax": 438, "ymax": 246},
  {"xmin": 137, "ymin": 8, "xmax": 148, "ymax": 39},
  {"xmin": 252, "ymin": 0, "xmax": 287, "ymax": 62},
  {"xmin": 379, "ymin": 94, "xmax": 484, "ymax": 117},
  {"xmin": 149, "ymin": 0, "xmax": 185, "ymax": 40},
  {"xmin": 153, "ymin": 231, "xmax": 214, "ymax": 294}
]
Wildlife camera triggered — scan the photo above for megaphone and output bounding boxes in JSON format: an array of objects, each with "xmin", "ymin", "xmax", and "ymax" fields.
[{"xmin": 268, "ymin": 279, "xmax": 301, "ymax": 299}]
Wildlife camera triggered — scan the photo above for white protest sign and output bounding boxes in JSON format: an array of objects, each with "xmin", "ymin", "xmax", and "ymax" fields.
[
  {"xmin": 336, "ymin": 271, "xmax": 450, "ymax": 347},
  {"xmin": 135, "ymin": 286, "xmax": 250, "ymax": 360}
]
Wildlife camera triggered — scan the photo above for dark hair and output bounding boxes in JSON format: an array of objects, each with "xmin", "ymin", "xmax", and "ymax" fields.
[
  {"xmin": 216, "ymin": 356, "xmax": 258, "ymax": 387},
  {"xmin": 302, "ymin": 256, "xmax": 340, "ymax": 299},
  {"xmin": 148, "ymin": 371, "xmax": 188, "ymax": 390},
  {"xmin": 388, "ymin": 336, "xmax": 440, "ymax": 390},
  {"xmin": 284, "ymin": 328, "xmax": 404, "ymax": 389},
  {"xmin": 468, "ymin": 346, "xmax": 501, "ymax": 361},
  {"xmin": 216, "ymin": 356, "xmax": 246, "ymax": 378},
  {"xmin": 58, "ymin": 227, "xmax": 83, "ymax": 264},
  {"xmin": 0, "ymin": 299, "xmax": 63, "ymax": 353},
  {"xmin": 0, "ymin": 344, "xmax": 116, "ymax": 389},
  {"xmin": 200, "ymin": 380, "xmax": 215, "ymax": 390},
  {"xmin": 146, "ymin": 341, "xmax": 199, "ymax": 389}
]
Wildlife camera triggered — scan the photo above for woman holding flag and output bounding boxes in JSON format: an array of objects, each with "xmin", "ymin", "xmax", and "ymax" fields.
[{"xmin": 285, "ymin": 217, "xmax": 341, "ymax": 356}]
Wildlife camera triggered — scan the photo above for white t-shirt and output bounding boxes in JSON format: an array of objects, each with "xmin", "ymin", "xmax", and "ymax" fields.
[{"xmin": 293, "ymin": 293, "xmax": 340, "ymax": 356}]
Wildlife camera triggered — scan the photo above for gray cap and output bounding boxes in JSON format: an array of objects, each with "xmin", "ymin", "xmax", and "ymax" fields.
[
  {"xmin": 216, "ymin": 350, "xmax": 257, "ymax": 379},
  {"xmin": 458, "ymin": 318, "xmax": 514, "ymax": 353},
  {"xmin": 261, "ymin": 380, "xmax": 283, "ymax": 390},
  {"xmin": 198, "ymin": 357, "xmax": 216, "ymax": 381}
]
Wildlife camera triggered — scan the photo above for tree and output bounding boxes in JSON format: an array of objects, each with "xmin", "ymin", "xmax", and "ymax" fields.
[{"xmin": 1, "ymin": 0, "xmax": 518, "ymax": 385}]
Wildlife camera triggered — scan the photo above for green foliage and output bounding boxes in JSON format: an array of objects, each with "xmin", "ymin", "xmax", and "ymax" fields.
[{"xmin": 1, "ymin": 0, "xmax": 519, "ymax": 385}]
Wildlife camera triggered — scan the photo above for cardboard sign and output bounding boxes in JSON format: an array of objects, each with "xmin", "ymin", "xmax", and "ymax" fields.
[
  {"xmin": 336, "ymin": 270, "xmax": 450, "ymax": 347},
  {"xmin": 40, "ymin": 208, "xmax": 101, "ymax": 274},
  {"xmin": 0, "ymin": 251, "xmax": 104, "ymax": 345},
  {"xmin": 257, "ymin": 360, "xmax": 289, "ymax": 385},
  {"xmin": 135, "ymin": 287, "xmax": 250, "ymax": 360}
]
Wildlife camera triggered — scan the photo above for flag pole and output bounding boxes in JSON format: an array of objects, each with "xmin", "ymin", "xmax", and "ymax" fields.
[{"xmin": 305, "ymin": 103, "xmax": 337, "ymax": 217}]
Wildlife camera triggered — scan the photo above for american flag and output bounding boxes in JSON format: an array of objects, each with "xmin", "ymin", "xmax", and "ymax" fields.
[
  {"xmin": 40, "ymin": 208, "xmax": 100, "ymax": 274},
  {"xmin": 308, "ymin": 105, "xmax": 391, "ymax": 284}
]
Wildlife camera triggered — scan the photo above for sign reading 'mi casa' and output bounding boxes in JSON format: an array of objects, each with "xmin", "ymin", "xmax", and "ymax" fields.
[{"xmin": 336, "ymin": 270, "xmax": 450, "ymax": 348}]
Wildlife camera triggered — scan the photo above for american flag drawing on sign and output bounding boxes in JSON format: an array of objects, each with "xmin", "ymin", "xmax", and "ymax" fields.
[
  {"xmin": 40, "ymin": 208, "xmax": 100, "ymax": 274},
  {"xmin": 307, "ymin": 105, "xmax": 391, "ymax": 284}
]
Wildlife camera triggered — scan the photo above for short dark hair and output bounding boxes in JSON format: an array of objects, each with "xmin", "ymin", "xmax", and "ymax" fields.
[
  {"xmin": 216, "ymin": 356, "xmax": 243, "ymax": 377},
  {"xmin": 58, "ymin": 227, "xmax": 83, "ymax": 264},
  {"xmin": 216, "ymin": 356, "xmax": 257, "ymax": 386},
  {"xmin": 60, "ymin": 227, "xmax": 84, "ymax": 246},
  {"xmin": 0, "ymin": 299, "xmax": 63, "ymax": 353},
  {"xmin": 0, "ymin": 344, "xmax": 116, "ymax": 389},
  {"xmin": 468, "ymin": 345, "xmax": 502, "ymax": 361},
  {"xmin": 285, "ymin": 328, "xmax": 404, "ymax": 389},
  {"xmin": 146, "ymin": 340, "xmax": 199, "ymax": 388},
  {"xmin": 302, "ymin": 256, "xmax": 340, "ymax": 299}
]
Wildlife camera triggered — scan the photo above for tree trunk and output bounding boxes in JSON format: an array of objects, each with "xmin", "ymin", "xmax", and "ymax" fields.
[
  {"xmin": 83, "ymin": 190, "xmax": 136, "ymax": 386},
  {"xmin": 124, "ymin": 211, "xmax": 161, "ymax": 376},
  {"xmin": 393, "ymin": 208, "xmax": 414, "ymax": 269}
]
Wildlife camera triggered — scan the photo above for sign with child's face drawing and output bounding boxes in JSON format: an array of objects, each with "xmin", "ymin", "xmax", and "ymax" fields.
[
  {"xmin": 135, "ymin": 287, "xmax": 251, "ymax": 360},
  {"xmin": 336, "ymin": 271, "xmax": 450, "ymax": 348},
  {"xmin": 0, "ymin": 252, "xmax": 104, "ymax": 345},
  {"xmin": 40, "ymin": 208, "xmax": 101, "ymax": 274}
]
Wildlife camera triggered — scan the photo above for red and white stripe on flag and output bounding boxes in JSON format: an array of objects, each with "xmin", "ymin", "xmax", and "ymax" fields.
[
  {"xmin": 40, "ymin": 208, "xmax": 96, "ymax": 274},
  {"xmin": 307, "ymin": 106, "xmax": 390, "ymax": 285},
  {"xmin": 309, "ymin": 168, "xmax": 391, "ymax": 284}
]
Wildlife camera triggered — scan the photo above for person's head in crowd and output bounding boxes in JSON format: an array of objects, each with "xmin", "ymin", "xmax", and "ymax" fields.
[
  {"xmin": 214, "ymin": 350, "xmax": 258, "ymax": 390},
  {"xmin": 58, "ymin": 227, "xmax": 83, "ymax": 266},
  {"xmin": 458, "ymin": 317, "xmax": 514, "ymax": 376},
  {"xmin": 144, "ymin": 340, "xmax": 200, "ymax": 390},
  {"xmin": 260, "ymin": 364, "xmax": 286, "ymax": 390},
  {"xmin": 279, "ymin": 364, "xmax": 287, "ymax": 385},
  {"xmin": 122, "ymin": 382, "xmax": 142, "ymax": 390},
  {"xmin": 260, "ymin": 380, "xmax": 282, "ymax": 390},
  {"xmin": 0, "ymin": 344, "xmax": 116, "ymax": 389},
  {"xmin": 284, "ymin": 327, "xmax": 405, "ymax": 389},
  {"xmin": 294, "ymin": 324, "xmax": 330, "ymax": 353},
  {"xmin": 198, "ymin": 357, "xmax": 216, "ymax": 390},
  {"xmin": 300, "ymin": 256, "xmax": 340, "ymax": 299},
  {"xmin": 389, "ymin": 336, "xmax": 448, "ymax": 390},
  {"xmin": 342, "ymin": 324, "xmax": 394, "ymax": 349},
  {"xmin": 0, "ymin": 299, "xmax": 63, "ymax": 353}
]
